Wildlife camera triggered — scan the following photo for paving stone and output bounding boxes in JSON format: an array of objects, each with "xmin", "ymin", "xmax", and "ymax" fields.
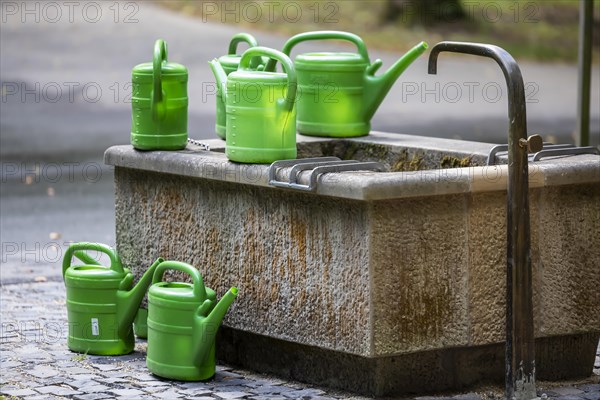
[
  {"xmin": 250, "ymin": 385, "xmax": 292, "ymax": 395},
  {"xmin": 109, "ymin": 388, "xmax": 146, "ymax": 396},
  {"xmin": 135, "ymin": 373, "xmax": 162, "ymax": 381},
  {"xmin": 74, "ymin": 394, "xmax": 115, "ymax": 400},
  {"xmin": 1, "ymin": 388, "xmax": 39, "ymax": 397},
  {"xmin": 0, "ymin": 360, "xmax": 22, "ymax": 368},
  {"xmin": 64, "ymin": 366, "xmax": 95, "ymax": 374},
  {"xmin": 47, "ymin": 350, "xmax": 77, "ymax": 359},
  {"xmin": 181, "ymin": 388, "xmax": 213, "ymax": 397},
  {"xmin": 140, "ymin": 380, "xmax": 172, "ymax": 387},
  {"xmin": 0, "ymin": 384, "xmax": 20, "ymax": 392},
  {"xmin": 65, "ymin": 373, "xmax": 100, "ymax": 380},
  {"xmin": 214, "ymin": 391, "xmax": 250, "ymax": 399},
  {"xmin": 27, "ymin": 366, "xmax": 59, "ymax": 378},
  {"xmin": 151, "ymin": 388, "xmax": 185, "ymax": 398},
  {"xmin": 248, "ymin": 397, "xmax": 288, "ymax": 400},
  {"xmin": 243, "ymin": 380, "xmax": 273, "ymax": 389},
  {"xmin": 68, "ymin": 379, "xmax": 100, "ymax": 389},
  {"xmin": 177, "ymin": 381, "xmax": 214, "ymax": 390},
  {"xmin": 283, "ymin": 388, "xmax": 326, "ymax": 398},
  {"xmin": 547, "ymin": 388, "xmax": 586, "ymax": 396},
  {"xmin": 79, "ymin": 384, "xmax": 112, "ymax": 393},
  {"xmin": 555, "ymin": 397, "xmax": 585, "ymax": 400},
  {"xmin": 97, "ymin": 376, "xmax": 130, "ymax": 384},
  {"xmin": 215, "ymin": 385, "xmax": 251, "ymax": 393},
  {"xmin": 220, "ymin": 378, "xmax": 255, "ymax": 387},
  {"xmin": 578, "ymin": 386, "xmax": 600, "ymax": 393},
  {"xmin": 22, "ymin": 396, "xmax": 50, "ymax": 400},
  {"xmin": 91, "ymin": 363, "xmax": 123, "ymax": 371},
  {"xmin": 36, "ymin": 384, "xmax": 82, "ymax": 396},
  {"xmin": 582, "ymin": 392, "xmax": 600, "ymax": 400}
]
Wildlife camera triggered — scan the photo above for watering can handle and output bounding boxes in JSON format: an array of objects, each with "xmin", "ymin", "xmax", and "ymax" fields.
[
  {"xmin": 228, "ymin": 33, "xmax": 258, "ymax": 55},
  {"xmin": 152, "ymin": 39, "xmax": 168, "ymax": 119},
  {"xmin": 239, "ymin": 47, "xmax": 297, "ymax": 112},
  {"xmin": 62, "ymin": 242, "xmax": 124, "ymax": 277},
  {"xmin": 152, "ymin": 261, "xmax": 208, "ymax": 302},
  {"xmin": 266, "ymin": 31, "xmax": 370, "ymax": 72}
]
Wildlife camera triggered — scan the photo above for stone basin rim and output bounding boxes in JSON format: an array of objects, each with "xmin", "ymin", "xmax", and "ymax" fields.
[{"xmin": 105, "ymin": 132, "xmax": 600, "ymax": 201}]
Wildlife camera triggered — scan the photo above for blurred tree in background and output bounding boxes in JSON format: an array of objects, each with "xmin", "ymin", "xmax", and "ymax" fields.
[
  {"xmin": 157, "ymin": 0, "xmax": 599, "ymax": 63},
  {"xmin": 384, "ymin": 0, "xmax": 466, "ymax": 24}
]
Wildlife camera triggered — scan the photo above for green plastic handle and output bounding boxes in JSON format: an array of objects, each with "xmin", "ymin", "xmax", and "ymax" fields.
[
  {"xmin": 62, "ymin": 242, "xmax": 124, "ymax": 277},
  {"xmin": 265, "ymin": 30, "xmax": 370, "ymax": 72},
  {"xmin": 152, "ymin": 261, "xmax": 207, "ymax": 302},
  {"xmin": 152, "ymin": 39, "xmax": 168, "ymax": 120},
  {"xmin": 239, "ymin": 47, "xmax": 297, "ymax": 112},
  {"xmin": 228, "ymin": 33, "xmax": 259, "ymax": 55}
]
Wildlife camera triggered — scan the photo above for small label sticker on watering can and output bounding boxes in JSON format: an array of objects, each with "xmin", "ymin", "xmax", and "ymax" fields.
[{"xmin": 91, "ymin": 318, "xmax": 99, "ymax": 336}]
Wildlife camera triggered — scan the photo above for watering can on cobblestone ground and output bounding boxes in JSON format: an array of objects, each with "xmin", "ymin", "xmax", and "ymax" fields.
[
  {"xmin": 265, "ymin": 31, "xmax": 427, "ymax": 137},
  {"xmin": 214, "ymin": 33, "xmax": 263, "ymax": 139},
  {"xmin": 147, "ymin": 261, "xmax": 238, "ymax": 381},
  {"xmin": 131, "ymin": 39, "xmax": 188, "ymax": 150},
  {"xmin": 62, "ymin": 242, "xmax": 164, "ymax": 355},
  {"xmin": 209, "ymin": 46, "xmax": 297, "ymax": 164}
]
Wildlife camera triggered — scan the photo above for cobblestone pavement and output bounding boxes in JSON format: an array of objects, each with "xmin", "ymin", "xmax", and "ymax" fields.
[{"xmin": 1, "ymin": 281, "xmax": 599, "ymax": 400}]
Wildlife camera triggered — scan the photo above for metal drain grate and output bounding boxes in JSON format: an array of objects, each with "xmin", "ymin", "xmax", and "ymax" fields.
[
  {"xmin": 268, "ymin": 157, "xmax": 385, "ymax": 192},
  {"xmin": 487, "ymin": 143, "xmax": 599, "ymax": 165}
]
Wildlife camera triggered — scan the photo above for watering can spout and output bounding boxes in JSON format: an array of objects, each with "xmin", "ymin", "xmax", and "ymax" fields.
[
  {"xmin": 116, "ymin": 257, "xmax": 164, "ymax": 338},
  {"xmin": 209, "ymin": 59, "xmax": 228, "ymax": 104},
  {"xmin": 193, "ymin": 287, "xmax": 238, "ymax": 365},
  {"xmin": 364, "ymin": 41, "xmax": 428, "ymax": 121}
]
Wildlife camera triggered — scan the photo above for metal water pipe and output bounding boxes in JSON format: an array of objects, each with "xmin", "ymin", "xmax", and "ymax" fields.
[{"xmin": 428, "ymin": 41, "xmax": 542, "ymax": 400}]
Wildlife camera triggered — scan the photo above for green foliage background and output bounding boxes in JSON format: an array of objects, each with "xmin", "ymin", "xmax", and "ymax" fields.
[{"xmin": 158, "ymin": 0, "xmax": 599, "ymax": 62}]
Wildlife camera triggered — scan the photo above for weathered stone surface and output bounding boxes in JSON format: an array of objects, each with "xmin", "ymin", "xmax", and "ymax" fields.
[
  {"xmin": 371, "ymin": 194, "xmax": 470, "ymax": 354},
  {"xmin": 535, "ymin": 185, "xmax": 600, "ymax": 337},
  {"xmin": 115, "ymin": 170, "xmax": 371, "ymax": 356}
]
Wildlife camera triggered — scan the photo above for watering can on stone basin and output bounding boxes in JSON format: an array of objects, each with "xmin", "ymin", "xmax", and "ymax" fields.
[
  {"xmin": 146, "ymin": 261, "xmax": 238, "ymax": 381},
  {"xmin": 265, "ymin": 31, "xmax": 428, "ymax": 137},
  {"xmin": 209, "ymin": 46, "xmax": 297, "ymax": 164},
  {"xmin": 131, "ymin": 39, "xmax": 188, "ymax": 150},
  {"xmin": 214, "ymin": 33, "xmax": 264, "ymax": 140},
  {"xmin": 62, "ymin": 242, "xmax": 164, "ymax": 355}
]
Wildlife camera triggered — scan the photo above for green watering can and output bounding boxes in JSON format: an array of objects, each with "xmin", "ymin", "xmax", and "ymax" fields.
[
  {"xmin": 133, "ymin": 307, "xmax": 149, "ymax": 339},
  {"xmin": 214, "ymin": 33, "xmax": 262, "ymax": 140},
  {"xmin": 266, "ymin": 31, "xmax": 428, "ymax": 137},
  {"xmin": 62, "ymin": 242, "xmax": 164, "ymax": 355},
  {"xmin": 209, "ymin": 47, "xmax": 297, "ymax": 164},
  {"xmin": 131, "ymin": 39, "xmax": 188, "ymax": 150},
  {"xmin": 147, "ymin": 261, "xmax": 238, "ymax": 381}
]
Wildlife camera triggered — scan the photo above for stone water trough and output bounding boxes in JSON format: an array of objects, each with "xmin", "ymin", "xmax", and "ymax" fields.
[{"xmin": 105, "ymin": 131, "xmax": 599, "ymax": 396}]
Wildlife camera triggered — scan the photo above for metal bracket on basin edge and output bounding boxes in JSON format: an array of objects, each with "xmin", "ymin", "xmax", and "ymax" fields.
[
  {"xmin": 487, "ymin": 143, "xmax": 599, "ymax": 165},
  {"xmin": 269, "ymin": 157, "xmax": 385, "ymax": 192}
]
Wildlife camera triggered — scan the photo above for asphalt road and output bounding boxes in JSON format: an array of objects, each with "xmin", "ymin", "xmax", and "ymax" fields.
[{"xmin": 1, "ymin": 1, "xmax": 599, "ymax": 283}]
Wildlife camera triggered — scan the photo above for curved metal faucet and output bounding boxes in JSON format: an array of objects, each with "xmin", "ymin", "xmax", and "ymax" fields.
[{"xmin": 428, "ymin": 42, "xmax": 536, "ymax": 400}]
